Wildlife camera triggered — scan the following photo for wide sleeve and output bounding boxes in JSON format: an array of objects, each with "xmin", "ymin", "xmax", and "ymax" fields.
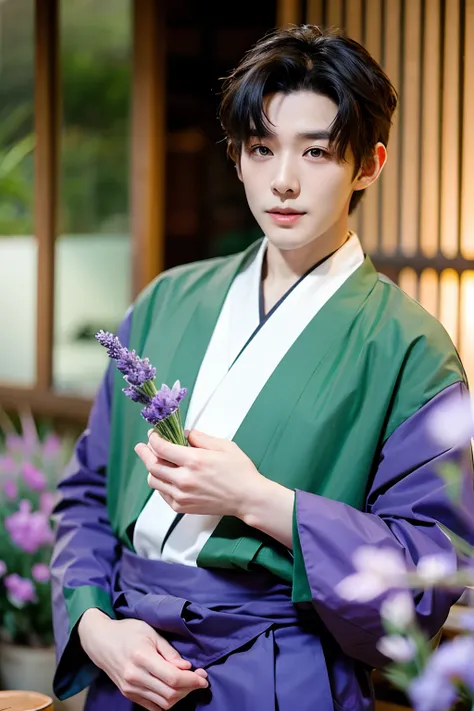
[
  {"xmin": 50, "ymin": 310, "xmax": 132, "ymax": 700},
  {"xmin": 292, "ymin": 381, "xmax": 474, "ymax": 669}
]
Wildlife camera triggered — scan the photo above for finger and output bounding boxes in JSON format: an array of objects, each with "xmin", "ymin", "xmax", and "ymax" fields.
[
  {"xmin": 187, "ymin": 429, "xmax": 231, "ymax": 451},
  {"xmin": 146, "ymin": 657, "xmax": 208, "ymax": 690},
  {"xmin": 155, "ymin": 634, "xmax": 193, "ymax": 670},
  {"xmin": 127, "ymin": 690, "xmax": 164, "ymax": 711},
  {"xmin": 148, "ymin": 432, "xmax": 192, "ymax": 466}
]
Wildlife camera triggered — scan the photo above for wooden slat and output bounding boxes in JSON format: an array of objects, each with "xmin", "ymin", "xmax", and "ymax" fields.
[
  {"xmin": 419, "ymin": 268, "xmax": 439, "ymax": 318},
  {"xmin": 420, "ymin": 0, "xmax": 441, "ymax": 257},
  {"xmin": 34, "ymin": 0, "xmax": 59, "ymax": 390},
  {"xmin": 277, "ymin": 0, "xmax": 302, "ymax": 26},
  {"xmin": 131, "ymin": 0, "xmax": 166, "ymax": 297},
  {"xmin": 306, "ymin": 0, "xmax": 323, "ymax": 25},
  {"xmin": 399, "ymin": 267, "xmax": 418, "ymax": 300},
  {"xmin": 327, "ymin": 0, "xmax": 343, "ymax": 28},
  {"xmin": 345, "ymin": 0, "xmax": 363, "ymax": 43},
  {"xmin": 460, "ymin": 271, "xmax": 474, "ymax": 387},
  {"xmin": 461, "ymin": 0, "xmax": 474, "ymax": 258},
  {"xmin": 360, "ymin": 0, "xmax": 382, "ymax": 253},
  {"xmin": 439, "ymin": 269, "xmax": 460, "ymax": 346},
  {"xmin": 0, "ymin": 386, "xmax": 91, "ymax": 424},
  {"xmin": 381, "ymin": 0, "xmax": 401, "ymax": 254},
  {"xmin": 440, "ymin": 0, "xmax": 461, "ymax": 258},
  {"xmin": 400, "ymin": 0, "xmax": 422, "ymax": 256}
]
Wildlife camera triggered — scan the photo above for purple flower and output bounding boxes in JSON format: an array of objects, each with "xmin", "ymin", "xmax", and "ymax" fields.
[
  {"xmin": 122, "ymin": 384, "xmax": 152, "ymax": 405},
  {"xmin": 0, "ymin": 560, "xmax": 7, "ymax": 577},
  {"xmin": 22, "ymin": 463, "xmax": 47, "ymax": 491},
  {"xmin": 96, "ymin": 330, "xmax": 156, "ymax": 386},
  {"xmin": 42, "ymin": 433, "xmax": 62, "ymax": 459},
  {"xmin": 32, "ymin": 563, "xmax": 51, "ymax": 583},
  {"xmin": 409, "ymin": 636, "xmax": 474, "ymax": 711},
  {"xmin": 5, "ymin": 433, "xmax": 23, "ymax": 452},
  {"xmin": 5, "ymin": 500, "xmax": 54, "ymax": 554},
  {"xmin": 0, "ymin": 456, "xmax": 17, "ymax": 474},
  {"xmin": 4, "ymin": 574, "xmax": 36, "ymax": 606},
  {"xmin": 39, "ymin": 491, "xmax": 55, "ymax": 515},
  {"xmin": 95, "ymin": 330, "xmax": 126, "ymax": 359},
  {"xmin": 141, "ymin": 381, "xmax": 187, "ymax": 425},
  {"xmin": 3, "ymin": 479, "xmax": 18, "ymax": 500}
]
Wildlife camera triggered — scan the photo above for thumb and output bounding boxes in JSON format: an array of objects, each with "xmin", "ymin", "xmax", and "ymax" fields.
[
  {"xmin": 154, "ymin": 633, "xmax": 192, "ymax": 669},
  {"xmin": 187, "ymin": 429, "xmax": 231, "ymax": 451}
]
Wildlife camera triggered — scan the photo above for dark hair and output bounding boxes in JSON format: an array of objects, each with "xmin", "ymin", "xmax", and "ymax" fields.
[{"xmin": 219, "ymin": 25, "xmax": 398, "ymax": 213}]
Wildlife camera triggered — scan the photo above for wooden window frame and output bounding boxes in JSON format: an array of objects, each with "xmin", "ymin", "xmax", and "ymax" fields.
[{"xmin": 0, "ymin": 0, "xmax": 165, "ymax": 425}]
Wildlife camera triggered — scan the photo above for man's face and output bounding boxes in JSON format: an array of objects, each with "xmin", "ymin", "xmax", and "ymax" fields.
[{"xmin": 237, "ymin": 90, "xmax": 359, "ymax": 252}]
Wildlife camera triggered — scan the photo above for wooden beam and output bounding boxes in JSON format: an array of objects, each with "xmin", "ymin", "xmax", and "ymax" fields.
[
  {"xmin": 34, "ymin": 0, "xmax": 59, "ymax": 390},
  {"xmin": 131, "ymin": 0, "xmax": 166, "ymax": 297},
  {"xmin": 0, "ymin": 386, "xmax": 91, "ymax": 424}
]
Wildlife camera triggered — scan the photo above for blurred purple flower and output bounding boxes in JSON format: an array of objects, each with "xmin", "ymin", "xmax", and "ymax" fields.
[
  {"xmin": 5, "ymin": 500, "xmax": 54, "ymax": 554},
  {"xmin": 42, "ymin": 433, "xmax": 62, "ymax": 459},
  {"xmin": 3, "ymin": 479, "xmax": 18, "ymax": 500},
  {"xmin": 32, "ymin": 563, "xmax": 51, "ymax": 583},
  {"xmin": 0, "ymin": 456, "xmax": 17, "ymax": 475},
  {"xmin": 0, "ymin": 560, "xmax": 6, "ymax": 577},
  {"xmin": 22, "ymin": 463, "xmax": 47, "ymax": 491},
  {"xmin": 39, "ymin": 491, "xmax": 55, "ymax": 515},
  {"xmin": 427, "ymin": 390, "xmax": 474, "ymax": 449},
  {"xmin": 5, "ymin": 433, "xmax": 23, "ymax": 452},
  {"xmin": 141, "ymin": 381, "xmax": 187, "ymax": 426},
  {"xmin": 4, "ymin": 574, "xmax": 36, "ymax": 606},
  {"xmin": 409, "ymin": 636, "xmax": 474, "ymax": 711},
  {"xmin": 96, "ymin": 330, "xmax": 156, "ymax": 386}
]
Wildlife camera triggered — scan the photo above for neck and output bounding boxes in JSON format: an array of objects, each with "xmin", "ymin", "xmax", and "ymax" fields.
[{"xmin": 263, "ymin": 218, "xmax": 350, "ymax": 286}]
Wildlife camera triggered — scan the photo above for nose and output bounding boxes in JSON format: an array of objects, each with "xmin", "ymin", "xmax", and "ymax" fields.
[{"xmin": 270, "ymin": 157, "xmax": 300, "ymax": 198}]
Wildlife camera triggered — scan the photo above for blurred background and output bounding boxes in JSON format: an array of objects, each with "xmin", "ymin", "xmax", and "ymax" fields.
[
  {"xmin": 0, "ymin": 2, "xmax": 472, "ymax": 709},
  {"xmin": 0, "ymin": 0, "xmax": 472, "ymax": 427}
]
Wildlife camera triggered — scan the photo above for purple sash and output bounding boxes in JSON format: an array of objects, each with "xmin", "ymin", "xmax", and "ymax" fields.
[{"xmin": 100, "ymin": 547, "xmax": 348, "ymax": 711}]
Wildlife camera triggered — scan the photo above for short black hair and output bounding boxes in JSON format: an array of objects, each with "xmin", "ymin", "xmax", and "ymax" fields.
[{"xmin": 219, "ymin": 25, "xmax": 398, "ymax": 213}]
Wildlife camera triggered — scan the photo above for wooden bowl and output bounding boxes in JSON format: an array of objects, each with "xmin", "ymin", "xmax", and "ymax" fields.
[{"xmin": 0, "ymin": 690, "xmax": 53, "ymax": 710}]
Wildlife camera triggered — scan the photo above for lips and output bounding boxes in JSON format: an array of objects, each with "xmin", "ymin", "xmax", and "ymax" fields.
[{"xmin": 266, "ymin": 208, "xmax": 306, "ymax": 215}]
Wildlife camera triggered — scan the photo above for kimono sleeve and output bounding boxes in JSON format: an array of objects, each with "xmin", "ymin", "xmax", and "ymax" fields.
[
  {"xmin": 292, "ymin": 381, "xmax": 474, "ymax": 669},
  {"xmin": 50, "ymin": 309, "xmax": 132, "ymax": 699}
]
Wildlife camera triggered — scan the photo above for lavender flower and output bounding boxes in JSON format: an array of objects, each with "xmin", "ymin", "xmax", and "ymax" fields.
[
  {"xmin": 377, "ymin": 635, "xmax": 416, "ymax": 663},
  {"xmin": 32, "ymin": 563, "xmax": 51, "ymax": 583},
  {"xmin": 4, "ymin": 479, "xmax": 18, "ymax": 500},
  {"xmin": 39, "ymin": 491, "xmax": 55, "ymax": 515},
  {"xmin": 0, "ymin": 456, "xmax": 17, "ymax": 474},
  {"xmin": 96, "ymin": 331, "xmax": 156, "ymax": 386},
  {"xmin": 4, "ymin": 574, "xmax": 37, "ymax": 606},
  {"xmin": 22, "ymin": 462, "xmax": 47, "ymax": 491},
  {"xmin": 42, "ymin": 433, "xmax": 62, "ymax": 459},
  {"xmin": 409, "ymin": 636, "xmax": 474, "ymax": 711},
  {"xmin": 141, "ymin": 381, "xmax": 187, "ymax": 425},
  {"xmin": 336, "ymin": 547, "xmax": 408, "ymax": 602},
  {"xmin": 5, "ymin": 500, "xmax": 54, "ymax": 554},
  {"xmin": 122, "ymin": 384, "xmax": 151, "ymax": 405}
]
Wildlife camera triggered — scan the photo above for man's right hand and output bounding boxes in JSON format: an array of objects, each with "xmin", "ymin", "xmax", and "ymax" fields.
[{"xmin": 78, "ymin": 608, "xmax": 209, "ymax": 711}]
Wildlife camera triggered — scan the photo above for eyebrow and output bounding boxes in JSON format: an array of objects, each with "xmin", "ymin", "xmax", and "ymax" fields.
[{"xmin": 248, "ymin": 130, "xmax": 331, "ymax": 142}]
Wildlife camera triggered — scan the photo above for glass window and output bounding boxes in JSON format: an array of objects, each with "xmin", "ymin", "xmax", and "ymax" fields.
[
  {"xmin": 54, "ymin": 0, "xmax": 132, "ymax": 395},
  {"xmin": 0, "ymin": 0, "xmax": 36, "ymax": 386}
]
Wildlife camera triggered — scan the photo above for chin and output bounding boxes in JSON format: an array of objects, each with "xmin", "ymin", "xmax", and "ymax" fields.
[{"xmin": 265, "ymin": 230, "xmax": 318, "ymax": 252}]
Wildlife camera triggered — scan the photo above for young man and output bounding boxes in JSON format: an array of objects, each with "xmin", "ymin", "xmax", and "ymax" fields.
[{"xmin": 51, "ymin": 25, "xmax": 474, "ymax": 711}]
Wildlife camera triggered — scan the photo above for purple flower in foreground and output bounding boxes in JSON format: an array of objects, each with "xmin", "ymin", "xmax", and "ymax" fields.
[
  {"xmin": 32, "ymin": 563, "xmax": 51, "ymax": 583},
  {"xmin": 122, "ymin": 384, "xmax": 152, "ymax": 405},
  {"xmin": 5, "ymin": 500, "xmax": 54, "ymax": 554},
  {"xmin": 4, "ymin": 479, "xmax": 18, "ymax": 500},
  {"xmin": 42, "ymin": 433, "xmax": 62, "ymax": 459},
  {"xmin": 0, "ymin": 560, "xmax": 6, "ymax": 577},
  {"xmin": 141, "ymin": 381, "xmax": 187, "ymax": 425},
  {"xmin": 39, "ymin": 491, "xmax": 55, "ymax": 515},
  {"xmin": 96, "ymin": 330, "xmax": 156, "ymax": 386},
  {"xmin": 0, "ymin": 456, "xmax": 17, "ymax": 474},
  {"xmin": 427, "ymin": 390, "xmax": 474, "ymax": 449},
  {"xmin": 4, "ymin": 574, "xmax": 36, "ymax": 606},
  {"xmin": 409, "ymin": 636, "xmax": 474, "ymax": 711},
  {"xmin": 22, "ymin": 462, "xmax": 47, "ymax": 491}
]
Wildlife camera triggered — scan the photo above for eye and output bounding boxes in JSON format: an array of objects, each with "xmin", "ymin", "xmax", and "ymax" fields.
[
  {"xmin": 305, "ymin": 147, "xmax": 328, "ymax": 159},
  {"xmin": 250, "ymin": 145, "xmax": 272, "ymax": 157}
]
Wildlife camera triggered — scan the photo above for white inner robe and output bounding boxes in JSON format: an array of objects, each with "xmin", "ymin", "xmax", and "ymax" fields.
[{"xmin": 133, "ymin": 234, "xmax": 365, "ymax": 566}]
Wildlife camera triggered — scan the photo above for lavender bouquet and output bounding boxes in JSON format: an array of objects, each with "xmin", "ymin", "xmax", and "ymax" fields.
[
  {"xmin": 337, "ymin": 394, "xmax": 474, "ymax": 711},
  {"xmin": 96, "ymin": 330, "xmax": 188, "ymax": 445}
]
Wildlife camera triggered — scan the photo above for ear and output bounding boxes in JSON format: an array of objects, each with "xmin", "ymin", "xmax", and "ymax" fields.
[{"xmin": 352, "ymin": 142, "xmax": 387, "ymax": 193}]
